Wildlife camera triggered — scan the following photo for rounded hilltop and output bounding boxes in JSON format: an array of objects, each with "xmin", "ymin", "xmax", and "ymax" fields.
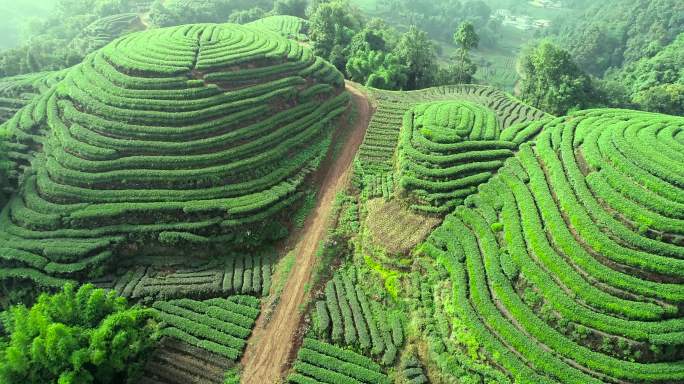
[
  {"xmin": 396, "ymin": 98, "xmax": 548, "ymax": 214},
  {"xmin": 0, "ymin": 23, "xmax": 350, "ymax": 287}
]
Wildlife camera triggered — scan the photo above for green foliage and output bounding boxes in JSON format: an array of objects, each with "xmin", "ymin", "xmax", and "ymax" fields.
[
  {"xmin": 314, "ymin": 269, "xmax": 403, "ymax": 363},
  {"xmin": 605, "ymin": 32, "xmax": 684, "ymax": 115},
  {"xmin": 223, "ymin": 367, "xmax": 241, "ymax": 384},
  {"xmin": 293, "ymin": 191, "xmax": 317, "ymax": 229},
  {"xmin": 454, "ymin": 22, "xmax": 479, "ymax": 52},
  {"xmin": 422, "ymin": 108, "xmax": 684, "ymax": 383},
  {"xmin": 518, "ymin": 40, "xmax": 597, "ymax": 115},
  {"xmin": 288, "ymin": 338, "xmax": 391, "ymax": 384},
  {"xmin": 346, "ymin": 50, "xmax": 408, "ymax": 90},
  {"xmin": 228, "ymin": 7, "xmax": 267, "ymax": 24},
  {"xmin": 0, "ymin": 129, "xmax": 10, "ymax": 207},
  {"xmin": 0, "ymin": 24, "xmax": 349, "ymax": 286},
  {"xmin": 549, "ymin": 0, "xmax": 684, "ymax": 76},
  {"xmin": 0, "ymin": 1, "xmax": 147, "ymax": 77},
  {"xmin": 0, "ymin": 283, "xmax": 157, "ymax": 384},
  {"xmin": 396, "ymin": 99, "xmax": 541, "ymax": 214},
  {"xmin": 367, "ymin": 0, "xmax": 490, "ymax": 42},
  {"xmin": 152, "ymin": 296, "xmax": 259, "ymax": 361},
  {"xmin": 247, "ymin": 15, "xmax": 310, "ymax": 41},
  {"xmin": 441, "ymin": 21, "xmax": 480, "ymax": 85},
  {"xmin": 634, "ymin": 84, "xmax": 684, "ymax": 116},
  {"xmin": 149, "ymin": 0, "xmax": 273, "ymax": 27},
  {"xmin": 309, "ymin": 0, "xmax": 363, "ymax": 70},
  {"xmin": 273, "ymin": 0, "xmax": 308, "ymax": 18},
  {"xmin": 357, "ymin": 85, "xmax": 548, "ymax": 180},
  {"xmin": 393, "ymin": 26, "xmax": 437, "ymax": 90}
]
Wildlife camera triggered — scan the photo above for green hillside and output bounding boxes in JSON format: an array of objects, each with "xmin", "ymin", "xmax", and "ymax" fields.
[
  {"xmin": 0, "ymin": 70, "xmax": 68, "ymax": 125},
  {"xmin": 0, "ymin": 3, "xmax": 682, "ymax": 384},
  {"xmin": 421, "ymin": 108, "xmax": 684, "ymax": 382},
  {"xmin": 247, "ymin": 15, "xmax": 309, "ymax": 42},
  {"xmin": 0, "ymin": 23, "xmax": 349, "ymax": 288},
  {"xmin": 396, "ymin": 100, "xmax": 546, "ymax": 214}
]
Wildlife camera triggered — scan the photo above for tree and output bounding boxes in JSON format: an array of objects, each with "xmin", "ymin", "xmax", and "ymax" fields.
[
  {"xmin": 308, "ymin": 1, "xmax": 362, "ymax": 70},
  {"xmin": 454, "ymin": 22, "xmax": 479, "ymax": 52},
  {"xmin": 346, "ymin": 50, "xmax": 408, "ymax": 90},
  {"xmin": 435, "ymin": 60, "xmax": 477, "ymax": 85},
  {"xmin": 462, "ymin": 0, "xmax": 491, "ymax": 27},
  {"xmin": 447, "ymin": 21, "xmax": 480, "ymax": 84},
  {"xmin": 0, "ymin": 284, "xmax": 158, "ymax": 384},
  {"xmin": 393, "ymin": 26, "xmax": 437, "ymax": 90},
  {"xmin": 635, "ymin": 84, "xmax": 684, "ymax": 116},
  {"xmin": 548, "ymin": 0, "xmax": 684, "ymax": 75},
  {"xmin": 150, "ymin": 0, "xmax": 273, "ymax": 27},
  {"xmin": 342, "ymin": 18, "xmax": 406, "ymax": 89},
  {"xmin": 518, "ymin": 40, "xmax": 596, "ymax": 115},
  {"xmin": 273, "ymin": 0, "xmax": 308, "ymax": 18},
  {"xmin": 228, "ymin": 7, "xmax": 267, "ymax": 24}
]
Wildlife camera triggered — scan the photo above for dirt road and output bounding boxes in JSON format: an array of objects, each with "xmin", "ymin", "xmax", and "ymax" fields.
[{"xmin": 240, "ymin": 82, "xmax": 372, "ymax": 383}]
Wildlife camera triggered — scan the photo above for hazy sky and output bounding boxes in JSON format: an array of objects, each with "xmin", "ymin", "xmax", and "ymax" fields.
[{"xmin": 0, "ymin": 0, "xmax": 55, "ymax": 49}]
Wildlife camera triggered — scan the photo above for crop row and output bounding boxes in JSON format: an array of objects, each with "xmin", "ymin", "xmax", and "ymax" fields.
[
  {"xmin": 396, "ymin": 100, "xmax": 543, "ymax": 214},
  {"xmin": 421, "ymin": 109, "xmax": 684, "ymax": 382},
  {"xmin": 314, "ymin": 270, "xmax": 403, "ymax": 365},
  {"xmin": 91, "ymin": 251, "xmax": 274, "ymax": 300},
  {"xmin": 247, "ymin": 15, "xmax": 310, "ymax": 42},
  {"xmin": 288, "ymin": 338, "xmax": 391, "ymax": 384},
  {"xmin": 356, "ymin": 85, "xmax": 549, "ymax": 201},
  {"xmin": 0, "ymin": 23, "xmax": 349, "ymax": 284},
  {"xmin": 153, "ymin": 295, "xmax": 260, "ymax": 361},
  {"xmin": 141, "ymin": 337, "xmax": 233, "ymax": 384}
]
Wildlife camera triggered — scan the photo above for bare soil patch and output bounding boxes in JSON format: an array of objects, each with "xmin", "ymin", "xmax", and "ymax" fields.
[{"xmin": 240, "ymin": 82, "xmax": 372, "ymax": 383}]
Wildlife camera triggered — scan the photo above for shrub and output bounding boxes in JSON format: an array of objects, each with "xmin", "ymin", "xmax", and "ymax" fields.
[{"xmin": 0, "ymin": 283, "xmax": 157, "ymax": 384}]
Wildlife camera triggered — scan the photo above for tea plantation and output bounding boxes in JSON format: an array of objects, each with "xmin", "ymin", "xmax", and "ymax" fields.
[
  {"xmin": 247, "ymin": 15, "xmax": 309, "ymax": 42},
  {"xmin": 421, "ymin": 109, "xmax": 684, "ymax": 383},
  {"xmin": 0, "ymin": 10, "xmax": 682, "ymax": 384},
  {"xmin": 0, "ymin": 23, "xmax": 349, "ymax": 288},
  {"xmin": 397, "ymin": 100, "xmax": 547, "ymax": 214}
]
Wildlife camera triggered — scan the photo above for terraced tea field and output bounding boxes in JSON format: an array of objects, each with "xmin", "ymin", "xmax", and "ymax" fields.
[
  {"xmin": 247, "ymin": 15, "xmax": 309, "ymax": 42},
  {"xmin": 312, "ymin": 269, "xmax": 404, "ymax": 365},
  {"xmin": 397, "ymin": 100, "xmax": 547, "ymax": 214},
  {"xmin": 288, "ymin": 338, "xmax": 392, "ymax": 384},
  {"xmin": 357, "ymin": 85, "xmax": 548, "ymax": 177},
  {"xmin": 0, "ymin": 70, "xmax": 67, "ymax": 126},
  {"xmin": 0, "ymin": 23, "xmax": 349, "ymax": 287},
  {"xmin": 141, "ymin": 295, "xmax": 260, "ymax": 383},
  {"xmin": 1, "ymin": 12, "xmax": 682, "ymax": 384},
  {"xmin": 421, "ymin": 109, "xmax": 684, "ymax": 383},
  {"xmin": 91, "ymin": 251, "xmax": 275, "ymax": 300}
]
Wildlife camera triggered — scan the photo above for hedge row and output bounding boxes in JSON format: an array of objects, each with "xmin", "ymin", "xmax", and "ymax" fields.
[
  {"xmin": 422, "ymin": 108, "xmax": 684, "ymax": 382},
  {"xmin": 153, "ymin": 295, "xmax": 260, "ymax": 361},
  {"xmin": 287, "ymin": 338, "xmax": 391, "ymax": 384},
  {"xmin": 314, "ymin": 270, "xmax": 402, "ymax": 364},
  {"xmin": 0, "ymin": 23, "xmax": 349, "ymax": 283}
]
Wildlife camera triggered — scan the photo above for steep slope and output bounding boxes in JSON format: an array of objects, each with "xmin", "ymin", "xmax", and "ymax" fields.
[
  {"xmin": 0, "ymin": 23, "xmax": 349, "ymax": 288},
  {"xmin": 421, "ymin": 109, "xmax": 684, "ymax": 383}
]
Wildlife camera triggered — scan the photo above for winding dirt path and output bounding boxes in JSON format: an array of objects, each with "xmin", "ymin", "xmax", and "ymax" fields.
[{"xmin": 240, "ymin": 82, "xmax": 372, "ymax": 384}]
